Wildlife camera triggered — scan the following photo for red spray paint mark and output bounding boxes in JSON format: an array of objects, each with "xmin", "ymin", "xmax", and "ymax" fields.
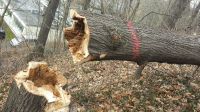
[{"xmin": 127, "ymin": 21, "xmax": 141, "ymax": 60}]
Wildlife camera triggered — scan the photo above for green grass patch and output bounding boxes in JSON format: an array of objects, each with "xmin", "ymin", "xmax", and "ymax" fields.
[{"xmin": 2, "ymin": 23, "xmax": 15, "ymax": 40}]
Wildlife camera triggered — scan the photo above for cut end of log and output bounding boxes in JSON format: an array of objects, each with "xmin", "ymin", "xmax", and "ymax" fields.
[
  {"xmin": 64, "ymin": 9, "xmax": 90, "ymax": 63},
  {"xmin": 14, "ymin": 61, "xmax": 71, "ymax": 111}
]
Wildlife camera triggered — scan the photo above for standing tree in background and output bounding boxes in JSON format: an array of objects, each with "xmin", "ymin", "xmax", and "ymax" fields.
[
  {"xmin": 97, "ymin": 0, "xmax": 140, "ymax": 21},
  {"xmin": 186, "ymin": 2, "xmax": 200, "ymax": 34},
  {"xmin": 129, "ymin": 0, "xmax": 140, "ymax": 21},
  {"xmin": 0, "ymin": 0, "xmax": 11, "ymax": 64},
  {"xmin": 57, "ymin": 0, "xmax": 72, "ymax": 50},
  {"xmin": 82, "ymin": 0, "xmax": 91, "ymax": 10},
  {"xmin": 188, "ymin": 2, "xmax": 200, "ymax": 27},
  {"xmin": 100, "ymin": 0, "xmax": 105, "ymax": 14},
  {"xmin": 0, "ymin": 0, "xmax": 12, "ymax": 27},
  {"xmin": 161, "ymin": 0, "xmax": 190, "ymax": 29},
  {"xmin": 30, "ymin": 0, "xmax": 60, "ymax": 59},
  {"xmin": 194, "ymin": 14, "xmax": 200, "ymax": 34}
]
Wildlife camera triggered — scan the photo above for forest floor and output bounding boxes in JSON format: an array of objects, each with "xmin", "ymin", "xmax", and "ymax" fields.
[{"xmin": 0, "ymin": 41, "xmax": 200, "ymax": 111}]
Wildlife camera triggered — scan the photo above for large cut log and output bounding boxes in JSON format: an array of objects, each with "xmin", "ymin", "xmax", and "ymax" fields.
[
  {"xmin": 64, "ymin": 9, "xmax": 200, "ymax": 65},
  {"xmin": 2, "ymin": 62, "xmax": 71, "ymax": 112}
]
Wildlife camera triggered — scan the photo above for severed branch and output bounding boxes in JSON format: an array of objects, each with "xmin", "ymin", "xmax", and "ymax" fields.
[
  {"xmin": 192, "ymin": 66, "xmax": 199, "ymax": 76},
  {"xmin": 63, "ymin": 9, "xmax": 200, "ymax": 79},
  {"xmin": 135, "ymin": 62, "xmax": 148, "ymax": 79}
]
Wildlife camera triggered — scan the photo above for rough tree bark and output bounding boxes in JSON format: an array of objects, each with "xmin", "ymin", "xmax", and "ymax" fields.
[
  {"xmin": 64, "ymin": 10, "xmax": 200, "ymax": 67},
  {"xmin": 2, "ymin": 62, "xmax": 71, "ymax": 112},
  {"xmin": 31, "ymin": 0, "xmax": 60, "ymax": 57},
  {"xmin": 161, "ymin": 0, "xmax": 190, "ymax": 29}
]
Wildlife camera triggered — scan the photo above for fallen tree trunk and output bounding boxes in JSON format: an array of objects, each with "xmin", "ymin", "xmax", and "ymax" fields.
[
  {"xmin": 2, "ymin": 62, "xmax": 71, "ymax": 112},
  {"xmin": 64, "ymin": 10, "xmax": 200, "ymax": 65}
]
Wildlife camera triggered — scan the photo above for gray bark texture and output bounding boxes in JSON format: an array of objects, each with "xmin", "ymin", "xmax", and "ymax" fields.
[
  {"xmin": 2, "ymin": 61, "xmax": 72, "ymax": 112},
  {"xmin": 71, "ymin": 11, "xmax": 200, "ymax": 65},
  {"xmin": 2, "ymin": 81, "xmax": 47, "ymax": 112}
]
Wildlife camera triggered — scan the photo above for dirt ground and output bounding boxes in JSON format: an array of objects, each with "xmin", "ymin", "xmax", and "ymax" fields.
[{"xmin": 0, "ymin": 41, "xmax": 200, "ymax": 111}]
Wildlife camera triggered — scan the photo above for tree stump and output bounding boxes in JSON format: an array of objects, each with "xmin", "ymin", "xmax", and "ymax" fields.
[{"xmin": 2, "ymin": 62, "xmax": 71, "ymax": 112}]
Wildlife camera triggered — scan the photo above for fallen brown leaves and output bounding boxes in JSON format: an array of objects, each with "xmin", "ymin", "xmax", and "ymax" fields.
[{"xmin": 1, "ymin": 45, "xmax": 200, "ymax": 111}]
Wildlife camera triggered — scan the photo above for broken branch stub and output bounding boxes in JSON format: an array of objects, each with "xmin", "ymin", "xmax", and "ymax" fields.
[
  {"xmin": 2, "ymin": 61, "xmax": 71, "ymax": 112},
  {"xmin": 64, "ymin": 9, "xmax": 200, "ymax": 65},
  {"xmin": 64, "ymin": 9, "xmax": 90, "ymax": 63}
]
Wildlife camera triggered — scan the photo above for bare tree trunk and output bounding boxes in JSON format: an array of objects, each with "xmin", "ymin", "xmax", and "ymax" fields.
[
  {"xmin": 186, "ymin": 2, "xmax": 200, "ymax": 32},
  {"xmin": 57, "ymin": 0, "xmax": 71, "ymax": 50},
  {"xmin": 0, "ymin": 0, "xmax": 11, "ymax": 60},
  {"xmin": 161, "ymin": 0, "xmax": 190, "ymax": 29},
  {"xmin": 0, "ymin": 0, "xmax": 11, "ymax": 27},
  {"xmin": 82, "ymin": 0, "xmax": 91, "ymax": 10},
  {"xmin": 122, "ymin": 0, "xmax": 129, "ymax": 18},
  {"xmin": 100, "ymin": 0, "xmax": 105, "ymax": 14},
  {"xmin": 129, "ymin": 0, "xmax": 140, "ymax": 21},
  {"xmin": 2, "ymin": 62, "xmax": 71, "ymax": 112},
  {"xmin": 128, "ymin": 0, "xmax": 133, "ymax": 12},
  {"xmin": 189, "ymin": 2, "xmax": 200, "ymax": 26},
  {"xmin": 64, "ymin": 10, "xmax": 200, "ymax": 66},
  {"xmin": 194, "ymin": 16, "xmax": 200, "ymax": 34},
  {"xmin": 31, "ymin": 0, "xmax": 60, "ymax": 58}
]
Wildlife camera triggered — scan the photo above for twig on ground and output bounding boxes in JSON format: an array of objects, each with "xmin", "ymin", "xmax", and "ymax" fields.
[{"xmin": 192, "ymin": 66, "xmax": 199, "ymax": 76}]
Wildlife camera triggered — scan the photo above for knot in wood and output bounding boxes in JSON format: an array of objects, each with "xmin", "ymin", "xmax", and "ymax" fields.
[{"xmin": 103, "ymin": 25, "xmax": 123, "ymax": 50}]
